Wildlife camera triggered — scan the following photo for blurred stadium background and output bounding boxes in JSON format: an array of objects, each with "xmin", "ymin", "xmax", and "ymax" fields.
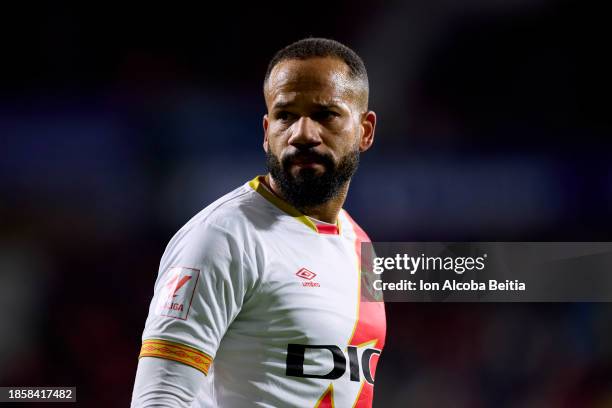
[{"xmin": 2, "ymin": 1, "xmax": 612, "ymax": 406}]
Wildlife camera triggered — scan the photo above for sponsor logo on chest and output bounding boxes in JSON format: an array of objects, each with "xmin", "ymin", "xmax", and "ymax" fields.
[{"xmin": 286, "ymin": 343, "xmax": 381, "ymax": 384}]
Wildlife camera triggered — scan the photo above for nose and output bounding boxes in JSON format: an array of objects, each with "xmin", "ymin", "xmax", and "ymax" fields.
[{"xmin": 288, "ymin": 116, "xmax": 321, "ymax": 149}]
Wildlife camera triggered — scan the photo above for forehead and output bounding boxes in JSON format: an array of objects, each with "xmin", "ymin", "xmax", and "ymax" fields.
[{"xmin": 265, "ymin": 57, "xmax": 358, "ymax": 108}]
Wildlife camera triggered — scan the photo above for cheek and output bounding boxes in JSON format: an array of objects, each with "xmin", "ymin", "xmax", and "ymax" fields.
[
  {"xmin": 268, "ymin": 123, "xmax": 291, "ymax": 141},
  {"xmin": 332, "ymin": 121, "xmax": 360, "ymax": 150},
  {"xmin": 265, "ymin": 127, "xmax": 288, "ymax": 154}
]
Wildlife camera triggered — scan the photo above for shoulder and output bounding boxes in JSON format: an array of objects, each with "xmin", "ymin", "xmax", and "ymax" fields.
[
  {"xmin": 183, "ymin": 183, "xmax": 254, "ymax": 230},
  {"xmin": 160, "ymin": 185, "xmax": 262, "ymax": 273},
  {"xmin": 162, "ymin": 182, "xmax": 265, "ymax": 261},
  {"xmin": 180, "ymin": 180, "xmax": 272, "ymax": 236}
]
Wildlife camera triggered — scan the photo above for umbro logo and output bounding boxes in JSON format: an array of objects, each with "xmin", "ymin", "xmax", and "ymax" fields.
[
  {"xmin": 296, "ymin": 268, "xmax": 316, "ymax": 280},
  {"xmin": 296, "ymin": 268, "xmax": 320, "ymax": 287}
]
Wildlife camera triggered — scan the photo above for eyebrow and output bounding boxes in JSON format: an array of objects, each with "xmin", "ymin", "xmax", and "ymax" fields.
[{"xmin": 271, "ymin": 101, "xmax": 344, "ymax": 111}]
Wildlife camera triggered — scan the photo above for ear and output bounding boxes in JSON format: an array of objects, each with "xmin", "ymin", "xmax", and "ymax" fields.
[
  {"xmin": 359, "ymin": 111, "xmax": 376, "ymax": 152},
  {"xmin": 263, "ymin": 114, "xmax": 269, "ymax": 152}
]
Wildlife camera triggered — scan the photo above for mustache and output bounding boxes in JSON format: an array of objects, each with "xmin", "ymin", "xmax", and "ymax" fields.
[{"xmin": 281, "ymin": 149, "xmax": 335, "ymax": 168}]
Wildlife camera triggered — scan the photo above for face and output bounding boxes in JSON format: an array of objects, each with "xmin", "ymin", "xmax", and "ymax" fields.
[{"xmin": 263, "ymin": 57, "xmax": 376, "ymax": 209}]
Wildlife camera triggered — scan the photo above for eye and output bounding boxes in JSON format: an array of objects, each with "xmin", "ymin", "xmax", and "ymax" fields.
[
  {"xmin": 275, "ymin": 111, "xmax": 296, "ymax": 122},
  {"xmin": 312, "ymin": 110, "xmax": 340, "ymax": 122}
]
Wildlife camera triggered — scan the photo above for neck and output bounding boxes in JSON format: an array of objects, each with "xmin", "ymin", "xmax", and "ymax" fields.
[{"xmin": 264, "ymin": 174, "xmax": 348, "ymax": 224}]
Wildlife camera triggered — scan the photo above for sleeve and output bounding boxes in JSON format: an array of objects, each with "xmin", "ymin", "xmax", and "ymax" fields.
[
  {"xmin": 138, "ymin": 221, "xmax": 256, "ymax": 375},
  {"xmin": 131, "ymin": 355, "xmax": 205, "ymax": 407}
]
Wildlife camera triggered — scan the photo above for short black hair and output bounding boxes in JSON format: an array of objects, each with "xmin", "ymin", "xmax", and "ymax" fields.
[{"xmin": 264, "ymin": 38, "xmax": 369, "ymax": 107}]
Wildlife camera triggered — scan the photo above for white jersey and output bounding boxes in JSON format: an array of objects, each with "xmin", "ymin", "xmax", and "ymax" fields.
[{"xmin": 139, "ymin": 176, "xmax": 386, "ymax": 407}]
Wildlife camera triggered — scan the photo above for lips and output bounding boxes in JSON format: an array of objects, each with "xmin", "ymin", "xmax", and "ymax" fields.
[
  {"xmin": 291, "ymin": 156, "xmax": 322, "ymax": 165},
  {"xmin": 287, "ymin": 153, "xmax": 325, "ymax": 166}
]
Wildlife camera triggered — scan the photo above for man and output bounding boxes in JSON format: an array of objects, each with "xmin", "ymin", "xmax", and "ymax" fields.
[{"xmin": 131, "ymin": 37, "xmax": 386, "ymax": 407}]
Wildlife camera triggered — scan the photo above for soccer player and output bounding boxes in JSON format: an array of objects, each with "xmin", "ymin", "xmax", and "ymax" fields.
[{"xmin": 131, "ymin": 37, "xmax": 386, "ymax": 407}]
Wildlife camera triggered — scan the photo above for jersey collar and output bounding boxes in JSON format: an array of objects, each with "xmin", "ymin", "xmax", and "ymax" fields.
[{"xmin": 248, "ymin": 175, "xmax": 341, "ymax": 235}]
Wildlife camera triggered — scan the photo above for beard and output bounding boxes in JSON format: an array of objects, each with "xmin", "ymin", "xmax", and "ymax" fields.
[{"xmin": 265, "ymin": 147, "xmax": 360, "ymax": 210}]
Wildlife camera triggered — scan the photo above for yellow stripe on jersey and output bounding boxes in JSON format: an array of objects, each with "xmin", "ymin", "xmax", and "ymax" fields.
[
  {"xmin": 139, "ymin": 339, "xmax": 213, "ymax": 375},
  {"xmin": 249, "ymin": 176, "xmax": 317, "ymax": 231},
  {"xmin": 249, "ymin": 175, "xmax": 320, "ymax": 233},
  {"xmin": 351, "ymin": 380, "xmax": 366, "ymax": 408},
  {"xmin": 314, "ymin": 383, "xmax": 335, "ymax": 408}
]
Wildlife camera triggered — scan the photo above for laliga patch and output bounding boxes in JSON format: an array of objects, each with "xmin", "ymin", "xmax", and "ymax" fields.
[{"xmin": 155, "ymin": 266, "xmax": 200, "ymax": 320}]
